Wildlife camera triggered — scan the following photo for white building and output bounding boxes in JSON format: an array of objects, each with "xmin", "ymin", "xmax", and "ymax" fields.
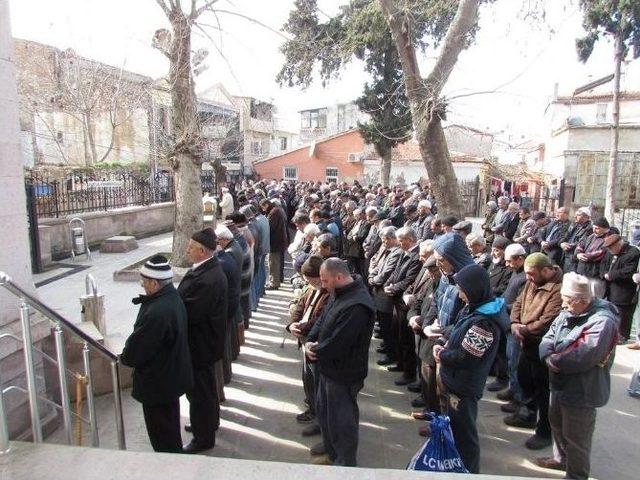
[{"xmin": 299, "ymin": 102, "xmax": 368, "ymax": 143}]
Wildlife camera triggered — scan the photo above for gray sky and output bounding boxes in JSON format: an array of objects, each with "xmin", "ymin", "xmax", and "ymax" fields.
[{"xmin": 9, "ymin": 0, "xmax": 639, "ymax": 138}]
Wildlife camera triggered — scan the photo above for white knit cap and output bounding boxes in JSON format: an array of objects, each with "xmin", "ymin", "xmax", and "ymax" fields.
[
  {"xmin": 560, "ymin": 272, "xmax": 592, "ymax": 299},
  {"xmin": 418, "ymin": 200, "xmax": 432, "ymax": 209},
  {"xmin": 215, "ymin": 225, "xmax": 234, "ymax": 241},
  {"xmin": 505, "ymin": 243, "xmax": 526, "ymax": 260},
  {"xmin": 577, "ymin": 207, "xmax": 591, "ymax": 217},
  {"xmin": 139, "ymin": 255, "xmax": 173, "ymax": 280}
]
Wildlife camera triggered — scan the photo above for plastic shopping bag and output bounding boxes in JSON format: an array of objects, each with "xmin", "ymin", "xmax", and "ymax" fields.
[{"xmin": 407, "ymin": 414, "xmax": 468, "ymax": 473}]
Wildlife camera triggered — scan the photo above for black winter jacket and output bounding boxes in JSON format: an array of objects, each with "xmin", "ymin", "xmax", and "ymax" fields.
[
  {"xmin": 601, "ymin": 242, "xmax": 640, "ymax": 305},
  {"xmin": 307, "ymin": 278, "xmax": 375, "ymax": 384},
  {"xmin": 121, "ymin": 284, "xmax": 194, "ymax": 405},
  {"xmin": 177, "ymin": 256, "xmax": 228, "ymax": 367}
]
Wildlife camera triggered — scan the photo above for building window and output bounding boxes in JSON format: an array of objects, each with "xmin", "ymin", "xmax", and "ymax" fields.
[
  {"xmin": 280, "ymin": 137, "xmax": 288, "ymax": 150},
  {"xmin": 596, "ymin": 103, "xmax": 608, "ymax": 124},
  {"xmin": 284, "ymin": 166, "xmax": 297, "ymax": 180},
  {"xmin": 56, "ymin": 131, "xmax": 64, "ymax": 144},
  {"xmin": 337, "ymin": 104, "xmax": 346, "ymax": 131},
  {"xmin": 251, "ymin": 141, "xmax": 261, "ymax": 155},
  {"xmin": 301, "ymin": 108, "xmax": 327, "ymax": 129},
  {"xmin": 326, "ymin": 167, "xmax": 339, "ymax": 183}
]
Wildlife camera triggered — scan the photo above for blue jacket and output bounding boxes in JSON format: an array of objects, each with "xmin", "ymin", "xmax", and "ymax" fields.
[
  {"xmin": 429, "ymin": 233, "xmax": 474, "ymax": 328},
  {"xmin": 439, "ymin": 264, "xmax": 508, "ymax": 399}
]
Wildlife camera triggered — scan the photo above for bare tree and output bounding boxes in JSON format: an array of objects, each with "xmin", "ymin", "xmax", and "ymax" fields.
[
  {"xmin": 378, "ymin": 0, "xmax": 484, "ymax": 218},
  {"xmin": 16, "ymin": 41, "xmax": 151, "ymax": 167}
]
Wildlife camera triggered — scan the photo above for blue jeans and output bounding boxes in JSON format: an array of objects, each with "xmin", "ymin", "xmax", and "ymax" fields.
[
  {"xmin": 506, "ymin": 333, "xmax": 523, "ymax": 402},
  {"xmin": 253, "ymin": 254, "xmax": 267, "ymax": 300}
]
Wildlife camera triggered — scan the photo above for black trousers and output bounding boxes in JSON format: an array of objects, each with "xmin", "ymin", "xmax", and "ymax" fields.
[
  {"xmin": 186, "ymin": 364, "xmax": 219, "ymax": 448},
  {"xmin": 316, "ymin": 374, "xmax": 363, "ymax": 466},
  {"xmin": 394, "ymin": 304, "xmax": 417, "ymax": 378},
  {"xmin": 302, "ymin": 351, "xmax": 317, "ymax": 415},
  {"xmin": 518, "ymin": 343, "xmax": 551, "ymax": 438},
  {"xmin": 438, "ymin": 383, "xmax": 479, "ymax": 474},
  {"xmin": 377, "ymin": 311, "xmax": 395, "ymax": 359},
  {"xmin": 142, "ymin": 399, "xmax": 182, "ymax": 453},
  {"xmin": 616, "ymin": 303, "xmax": 635, "ymax": 340}
]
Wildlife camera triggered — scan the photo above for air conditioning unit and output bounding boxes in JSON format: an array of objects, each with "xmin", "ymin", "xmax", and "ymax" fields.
[{"xmin": 347, "ymin": 153, "xmax": 362, "ymax": 163}]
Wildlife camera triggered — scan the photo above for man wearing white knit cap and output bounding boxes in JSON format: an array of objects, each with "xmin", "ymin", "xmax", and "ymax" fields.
[
  {"xmin": 536, "ymin": 272, "xmax": 619, "ymax": 479},
  {"xmin": 121, "ymin": 255, "xmax": 193, "ymax": 453}
]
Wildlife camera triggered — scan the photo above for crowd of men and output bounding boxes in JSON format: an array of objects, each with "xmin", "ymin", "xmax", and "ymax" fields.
[{"xmin": 120, "ymin": 178, "xmax": 638, "ymax": 480}]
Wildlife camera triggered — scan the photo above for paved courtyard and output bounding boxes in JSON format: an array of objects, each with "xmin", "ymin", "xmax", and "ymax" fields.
[{"xmin": 34, "ymin": 232, "xmax": 639, "ymax": 478}]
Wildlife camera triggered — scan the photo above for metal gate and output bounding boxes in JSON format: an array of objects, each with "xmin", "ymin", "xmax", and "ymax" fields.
[
  {"xmin": 459, "ymin": 177, "xmax": 480, "ymax": 217},
  {"xmin": 24, "ymin": 179, "xmax": 43, "ymax": 273}
]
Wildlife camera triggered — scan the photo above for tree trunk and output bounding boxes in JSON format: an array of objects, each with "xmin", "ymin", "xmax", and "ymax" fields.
[
  {"xmin": 605, "ymin": 32, "xmax": 623, "ymax": 223},
  {"xmin": 380, "ymin": 0, "xmax": 480, "ymax": 219},
  {"xmin": 84, "ymin": 111, "xmax": 98, "ymax": 166},
  {"xmin": 167, "ymin": 10, "xmax": 204, "ymax": 267},
  {"xmin": 380, "ymin": 151, "xmax": 391, "ymax": 187}
]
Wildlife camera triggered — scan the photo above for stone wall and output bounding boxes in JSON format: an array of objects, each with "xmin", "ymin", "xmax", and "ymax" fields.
[{"xmin": 38, "ymin": 202, "xmax": 175, "ymax": 260}]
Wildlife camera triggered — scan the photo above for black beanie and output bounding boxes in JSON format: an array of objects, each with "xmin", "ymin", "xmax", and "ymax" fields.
[
  {"xmin": 191, "ymin": 227, "xmax": 217, "ymax": 250},
  {"xmin": 594, "ymin": 217, "xmax": 610, "ymax": 229}
]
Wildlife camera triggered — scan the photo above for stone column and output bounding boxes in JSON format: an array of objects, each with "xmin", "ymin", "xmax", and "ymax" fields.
[{"xmin": 0, "ymin": 0, "xmax": 54, "ymax": 437}]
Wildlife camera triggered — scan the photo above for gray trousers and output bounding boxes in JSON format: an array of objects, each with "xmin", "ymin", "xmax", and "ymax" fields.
[
  {"xmin": 268, "ymin": 251, "xmax": 283, "ymax": 287},
  {"xmin": 316, "ymin": 374, "xmax": 363, "ymax": 466},
  {"xmin": 549, "ymin": 393, "xmax": 596, "ymax": 480}
]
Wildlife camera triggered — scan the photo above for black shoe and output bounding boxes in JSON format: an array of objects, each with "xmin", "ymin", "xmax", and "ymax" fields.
[
  {"xmin": 503, "ymin": 413, "xmax": 537, "ymax": 429},
  {"xmin": 486, "ymin": 379, "xmax": 508, "ymax": 392},
  {"xmin": 373, "ymin": 327, "xmax": 381, "ymax": 334},
  {"xmin": 296, "ymin": 410, "xmax": 315, "ymax": 424},
  {"xmin": 301, "ymin": 423, "xmax": 321, "ymax": 437},
  {"xmin": 407, "ymin": 382, "xmax": 421, "ymax": 393},
  {"xmin": 182, "ymin": 439, "xmax": 214, "ymax": 454},
  {"xmin": 376, "ymin": 346, "xmax": 388, "ymax": 354},
  {"xmin": 496, "ymin": 389, "xmax": 514, "ymax": 402},
  {"xmin": 411, "ymin": 396, "xmax": 426, "ymax": 408},
  {"xmin": 500, "ymin": 400, "xmax": 520, "ymax": 414},
  {"xmin": 395, "ymin": 376, "xmax": 415, "ymax": 386},
  {"xmin": 377, "ymin": 356, "xmax": 395, "ymax": 366},
  {"xmin": 387, "ymin": 365, "xmax": 403, "ymax": 372},
  {"xmin": 373, "ymin": 333, "xmax": 383, "ymax": 339},
  {"xmin": 525, "ymin": 434, "xmax": 552, "ymax": 450},
  {"xmin": 184, "ymin": 424, "xmax": 192, "ymax": 433},
  {"xmin": 309, "ymin": 442, "xmax": 326, "ymax": 456}
]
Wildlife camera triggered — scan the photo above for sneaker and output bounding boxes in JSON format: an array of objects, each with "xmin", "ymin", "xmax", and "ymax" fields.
[
  {"xmin": 500, "ymin": 400, "xmax": 520, "ymax": 414},
  {"xmin": 496, "ymin": 389, "xmax": 514, "ymax": 402},
  {"xmin": 386, "ymin": 365, "xmax": 403, "ymax": 372},
  {"xmin": 411, "ymin": 396, "xmax": 426, "ymax": 408},
  {"xmin": 302, "ymin": 423, "xmax": 321, "ymax": 437},
  {"xmin": 296, "ymin": 410, "xmax": 315, "ymax": 424},
  {"xmin": 525, "ymin": 434, "xmax": 552, "ymax": 450},
  {"xmin": 412, "ymin": 411, "xmax": 430, "ymax": 420},
  {"xmin": 309, "ymin": 442, "xmax": 326, "ymax": 456},
  {"xmin": 407, "ymin": 382, "xmax": 422, "ymax": 393},
  {"xmin": 503, "ymin": 413, "xmax": 536, "ymax": 429},
  {"xmin": 534, "ymin": 457, "xmax": 565, "ymax": 471},
  {"xmin": 311, "ymin": 454, "xmax": 333, "ymax": 465},
  {"xmin": 486, "ymin": 379, "xmax": 508, "ymax": 392}
]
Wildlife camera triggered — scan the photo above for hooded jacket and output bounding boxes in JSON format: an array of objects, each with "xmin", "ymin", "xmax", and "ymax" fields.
[
  {"xmin": 439, "ymin": 264, "xmax": 508, "ymax": 399},
  {"xmin": 539, "ymin": 299, "xmax": 619, "ymax": 408},
  {"xmin": 425, "ymin": 233, "xmax": 474, "ymax": 329}
]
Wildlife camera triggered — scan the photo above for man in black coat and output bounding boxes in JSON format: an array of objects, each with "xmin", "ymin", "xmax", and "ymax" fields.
[
  {"xmin": 541, "ymin": 207, "xmax": 571, "ymax": 266},
  {"xmin": 601, "ymin": 234, "xmax": 640, "ymax": 342},
  {"xmin": 306, "ymin": 259, "xmax": 375, "ymax": 466},
  {"xmin": 217, "ymin": 244, "xmax": 242, "ymax": 384},
  {"xmin": 384, "ymin": 227, "xmax": 423, "ymax": 385},
  {"xmin": 560, "ymin": 207, "xmax": 592, "ymax": 273},
  {"xmin": 178, "ymin": 228, "xmax": 228, "ymax": 454},
  {"xmin": 121, "ymin": 256, "xmax": 193, "ymax": 453},
  {"xmin": 387, "ymin": 195, "xmax": 405, "ymax": 228}
]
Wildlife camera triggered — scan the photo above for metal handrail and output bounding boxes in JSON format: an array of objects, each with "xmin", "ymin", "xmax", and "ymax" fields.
[
  {"xmin": 0, "ymin": 271, "xmax": 125, "ymax": 452},
  {"xmin": 0, "ymin": 272, "xmax": 116, "ymax": 361}
]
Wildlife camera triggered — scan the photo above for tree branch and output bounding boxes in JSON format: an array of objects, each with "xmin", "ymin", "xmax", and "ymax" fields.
[
  {"xmin": 155, "ymin": 0, "xmax": 171, "ymax": 17},
  {"xmin": 424, "ymin": 0, "xmax": 479, "ymax": 96},
  {"xmin": 192, "ymin": 0, "xmax": 220, "ymax": 20}
]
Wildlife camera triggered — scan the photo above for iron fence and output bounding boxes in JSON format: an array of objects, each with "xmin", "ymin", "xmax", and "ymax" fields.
[{"xmin": 25, "ymin": 170, "xmax": 176, "ymax": 219}]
